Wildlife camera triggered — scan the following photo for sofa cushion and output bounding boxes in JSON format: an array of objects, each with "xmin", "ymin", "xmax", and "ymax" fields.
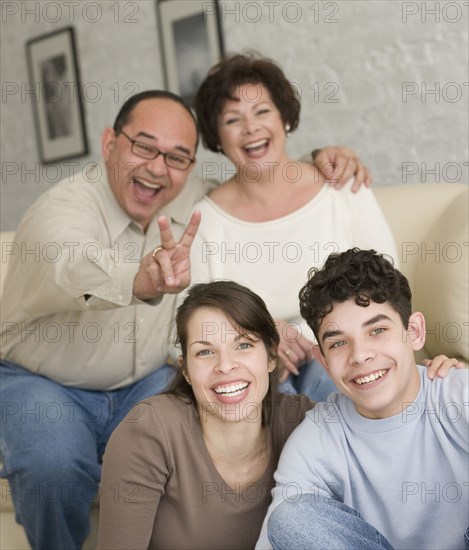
[{"xmin": 414, "ymin": 189, "xmax": 468, "ymax": 361}]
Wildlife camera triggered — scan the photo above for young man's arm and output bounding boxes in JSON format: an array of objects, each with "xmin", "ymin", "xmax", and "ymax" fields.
[
  {"xmin": 433, "ymin": 367, "xmax": 469, "ymax": 448},
  {"xmin": 256, "ymin": 405, "xmax": 341, "ymax": 549}
]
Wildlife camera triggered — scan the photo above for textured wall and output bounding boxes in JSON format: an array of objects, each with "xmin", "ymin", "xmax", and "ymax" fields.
[{"xmin": 1, "ymin": 0, "xmax": 468, "ymax": 229}]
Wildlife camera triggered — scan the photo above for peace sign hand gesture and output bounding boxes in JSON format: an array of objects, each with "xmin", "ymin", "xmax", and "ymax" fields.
[{"xmin": 133, "ymin": 211, "xmax": 201, "ymax": 301}]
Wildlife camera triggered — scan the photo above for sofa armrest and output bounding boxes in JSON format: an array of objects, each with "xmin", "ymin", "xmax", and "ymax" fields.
[{"xmin": 0, "ymin": 231, "xmax": 16, "ymax": 299}]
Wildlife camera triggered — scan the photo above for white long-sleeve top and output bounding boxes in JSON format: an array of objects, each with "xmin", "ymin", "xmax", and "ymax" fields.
[{"xmin": 190, "ymin": 179, "xmax": 399, "ymax": 342}]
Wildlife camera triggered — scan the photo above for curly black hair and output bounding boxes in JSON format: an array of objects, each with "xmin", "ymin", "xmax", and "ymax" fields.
[{"xmin": 299, "ymin": 249, "xmax": 412, "ymax": 340}]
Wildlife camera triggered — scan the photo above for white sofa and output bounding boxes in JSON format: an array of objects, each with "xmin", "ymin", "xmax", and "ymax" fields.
[{"xmin": 1, "ymin": 182, "xmax": 467, "ymax": 549}]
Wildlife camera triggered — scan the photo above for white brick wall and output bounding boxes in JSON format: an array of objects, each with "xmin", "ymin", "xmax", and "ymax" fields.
[{"xmin": 1, "ymin": 0, "xmax": 468, "ymax": 229}]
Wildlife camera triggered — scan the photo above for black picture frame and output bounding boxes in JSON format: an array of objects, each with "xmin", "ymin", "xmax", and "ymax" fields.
[
  {"xmin": 157, "ymin": 0, "xmax": 224, "ymax": 106},
  {"xmin": 26, "ymin": 27, "xmax": 88, "ymax": 164}
]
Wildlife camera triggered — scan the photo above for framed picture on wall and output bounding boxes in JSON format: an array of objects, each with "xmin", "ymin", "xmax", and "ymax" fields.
[
  {"xmin": 26, "ymin": 27, "xmax": 88, "ymax": 164},
  {"xmin": 157, "ymin": 0, "xmax": 224, "ymax": 106}
]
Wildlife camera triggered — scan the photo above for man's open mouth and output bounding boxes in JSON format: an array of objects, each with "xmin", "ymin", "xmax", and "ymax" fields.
[{"xmin": 133, "ymin": 177, "xmax": 163, "ymax": 198}]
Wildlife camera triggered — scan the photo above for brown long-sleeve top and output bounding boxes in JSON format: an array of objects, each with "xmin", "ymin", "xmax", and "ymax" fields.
[{"xmin": 98, "ymin": 393, "xmax": 313, "ymax": 549}]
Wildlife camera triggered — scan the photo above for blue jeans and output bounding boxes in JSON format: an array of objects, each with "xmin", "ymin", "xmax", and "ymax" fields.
[
  {"xmin": 0, "ymin": 360, "xmax": 176, "ymax": 550},
  {"xmin": 279, "ymin": 358, "xmax": 336, "ymax": 402},
  {"xmin": 268, "ymin": 495, "xmax": 394, "ymax": 550},
  {"xmin": 268, "ymin": 495, "xmax": 469, "ymax": 550}
]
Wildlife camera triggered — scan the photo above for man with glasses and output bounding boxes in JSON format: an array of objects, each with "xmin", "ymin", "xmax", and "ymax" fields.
[{"xmin": 0, "ymin": 90, "xmax": 368, "ymax": 550}]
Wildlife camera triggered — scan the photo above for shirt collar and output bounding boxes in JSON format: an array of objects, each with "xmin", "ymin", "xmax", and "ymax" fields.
[{"xmin": 95, "ymin": 162, "xmax": 139, "ymax": 241}]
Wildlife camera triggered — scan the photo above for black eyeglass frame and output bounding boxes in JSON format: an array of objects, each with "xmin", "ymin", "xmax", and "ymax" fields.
[{"xmin": 119, "ymin": 130, "xmax": 195, "ymax": 170}]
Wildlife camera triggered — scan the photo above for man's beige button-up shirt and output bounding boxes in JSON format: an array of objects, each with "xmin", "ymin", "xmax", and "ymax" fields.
[{"xmin": 0, "ymin": 163, "xmax": 208, "ymax": 390}]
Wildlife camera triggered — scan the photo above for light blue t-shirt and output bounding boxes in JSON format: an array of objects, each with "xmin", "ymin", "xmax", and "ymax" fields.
[{"xmin": 257, "ymin": 365, "xmax": 469, "ymax": 549}]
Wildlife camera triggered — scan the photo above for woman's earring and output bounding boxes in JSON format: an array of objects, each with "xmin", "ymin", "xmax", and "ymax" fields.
[
  {"xmin": 178, "ymin": 357, "xmax": 191, "ymax": 385},
  {"xmin": 285, "ymin": 124, "xmax": 291, "ymax": 137},
  {"xmin": 216, "ymin": 144, "xmax": 222, "ymax": 152},
  {"xmin": 268, "ymin": 362, "xmax": 276, "ymax": 373}
]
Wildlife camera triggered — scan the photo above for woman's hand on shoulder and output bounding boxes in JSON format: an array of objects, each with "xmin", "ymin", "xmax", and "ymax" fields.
[
  {"xmin": 313, "ymin": 146, "xmax": 372, "ymax": 192},
  {"xmin": 422, "ymin": 355, "xmax": 466, "ymax": 380}
]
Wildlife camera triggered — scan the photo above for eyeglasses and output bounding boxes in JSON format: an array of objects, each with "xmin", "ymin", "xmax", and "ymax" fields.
[{"xmin": 120, "ymin": 130, "xmax": 195, "ymax": 170}]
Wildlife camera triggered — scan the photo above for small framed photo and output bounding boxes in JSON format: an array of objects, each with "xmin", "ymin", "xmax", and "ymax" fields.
[
  {"xmin": 157, "ymin": 0, "xmax": 224, "ymax": 106},
  {"xmin": 26, "ymin": 27, "xmax": 88, "ymax": 164}
]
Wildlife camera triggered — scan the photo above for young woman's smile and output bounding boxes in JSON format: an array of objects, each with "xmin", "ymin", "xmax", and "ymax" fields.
[{"xmin": 184, "ymin": 306, "xmax": 273, "ymax": 422}]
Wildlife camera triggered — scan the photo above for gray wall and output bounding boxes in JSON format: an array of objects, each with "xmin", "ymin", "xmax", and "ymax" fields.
[{"xmin": 1, "ymin": 0, "xmax": 468, "ymax": 230}]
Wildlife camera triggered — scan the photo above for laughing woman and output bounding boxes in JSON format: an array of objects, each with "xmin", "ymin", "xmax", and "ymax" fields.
[
  {"xmin": 98, "ymin": 281, "xmax": 314, "ymax": 549},
  {"xmin": 190, "ymin": 54, "xmax": 399, "ymax": 400}
]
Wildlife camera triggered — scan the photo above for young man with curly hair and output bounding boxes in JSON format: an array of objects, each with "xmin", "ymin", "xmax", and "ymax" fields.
[{"xmin": 257, "ymin": 249, "xmax": 468, "ymax": 550}]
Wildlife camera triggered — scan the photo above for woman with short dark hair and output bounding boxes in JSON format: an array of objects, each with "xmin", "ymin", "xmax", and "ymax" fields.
[{"xmin": 190, "ymin": 53, "xmax": 399, "ymax": 400}]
